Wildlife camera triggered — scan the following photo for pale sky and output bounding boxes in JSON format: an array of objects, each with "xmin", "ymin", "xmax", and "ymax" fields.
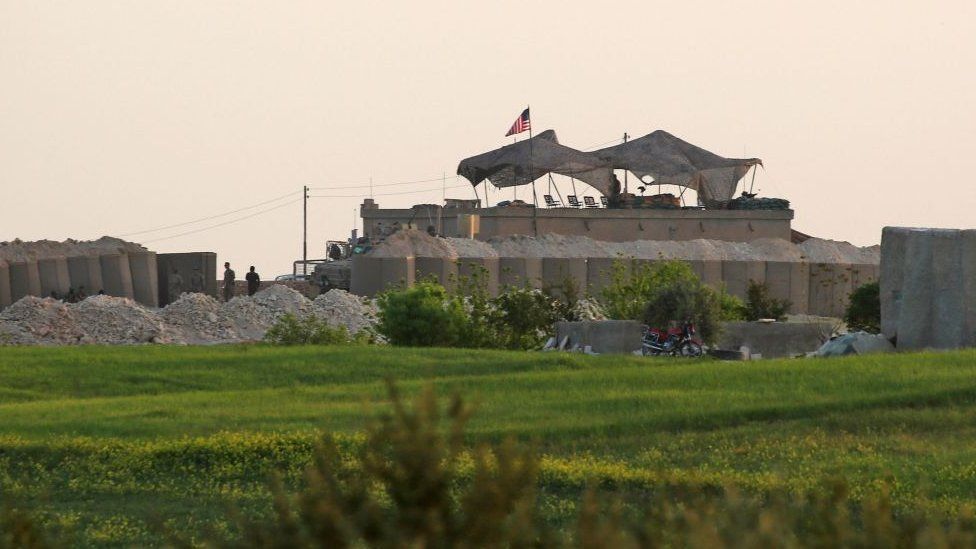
[{"xmin": 2, "ymin": 1, "xmax": 974, "ymax": 275}]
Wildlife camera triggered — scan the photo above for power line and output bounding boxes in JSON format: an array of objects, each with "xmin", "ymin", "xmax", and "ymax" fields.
[
  {"xmin": 142, "ymin": 198, "xmax": 302, "ymax": 243},
  {"xmin": 121, "ymin": 190, "xmax": 300, "ymax": 237},
  {"xmin": 582, "ymin": 136, "xmax": 624, "ymax": 150},
  {"xmin": 309, "ymin": 175, "xmax": 450, "ymax": 191},
  {"xmin": 310, "ymin": 184, "xmax": 469, "ymax": 199}
]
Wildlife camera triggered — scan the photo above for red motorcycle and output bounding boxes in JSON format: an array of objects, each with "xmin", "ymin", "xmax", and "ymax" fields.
[{"xmin": 641, "ymin": 321, "xmax": 704, "ymax": 357}]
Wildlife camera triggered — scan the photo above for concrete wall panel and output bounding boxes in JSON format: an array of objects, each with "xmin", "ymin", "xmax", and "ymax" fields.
[
  {"xmin": 807, "ymin": 263, "xmax": 835, "ymax": 317},
  {"xmin": 880, "ymin": 227, "xmax": 908, "ymax": 337},
  {"xmin": 789, "ymin": 262, "xmax": 810, "ymax": 314},
  {"xmin": 350, "ymin": 255, "xmax": 415, "ymax": 297},
  {"xmin": 99, "ymin": 254, "xmax": 135, "ymax": 299},
  {"xmin": 721, "ymin": 261, "xmax": 751, "ymax": 299},
  {"xmin": 128, "ymin": 252, "xmax": 159, "ymax": 307},
  {"xmin": 498, "ymin": 257, "xmax": 543, "ymax": 290},
  {"xmin": 157, "ymin": 252, "xmax": 218, "ymax": 306},
  {"xmin": 764, "ymin": 261, "xmax": 793, "ymax": 305}
]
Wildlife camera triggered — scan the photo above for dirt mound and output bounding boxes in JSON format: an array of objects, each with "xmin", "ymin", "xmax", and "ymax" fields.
[
  {"xmin": 0, "ymin": 236, "xmax": 148, "ymax": 262},
  {"xmin": 369, "ymin": 230, "xmax": 458, "ymax": 258}
]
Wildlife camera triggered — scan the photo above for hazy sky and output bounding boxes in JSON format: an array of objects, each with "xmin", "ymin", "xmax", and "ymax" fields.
[{"xmin": 2, "ymin": 1, "xmax": 974, "ymax": 275}]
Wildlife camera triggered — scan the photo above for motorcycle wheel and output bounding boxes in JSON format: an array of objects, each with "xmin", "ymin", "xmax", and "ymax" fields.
[{"xmin": 680, "ymin": 342, "xmax": 703, "ymax": 358}]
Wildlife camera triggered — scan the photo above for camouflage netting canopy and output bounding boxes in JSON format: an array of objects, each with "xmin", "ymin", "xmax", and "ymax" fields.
[
  {"xmin": 457, "ymin": 130, "xmax": 615, "ymax": 195},
  {"xmin": 594, "ymin": 130, "xmax": 762, "ymax": 207}
]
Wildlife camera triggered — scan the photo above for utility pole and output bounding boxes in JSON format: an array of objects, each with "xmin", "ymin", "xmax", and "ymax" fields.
[
  {"xmin": 303, "ymin": 185, "xmax": 309, "ymax": 274},
  {"xmin": 623, "ymin": 132, "xmax": 629, "ymax": 194}
]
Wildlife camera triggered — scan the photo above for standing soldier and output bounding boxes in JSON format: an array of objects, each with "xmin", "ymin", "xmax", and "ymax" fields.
[
  {"xmin": 245, "ymin": 266, "xmax": 261, "ymax": 296},
  {"xmin": 222, "ymin": 262, "xmax": 236, "ymax": 302}
]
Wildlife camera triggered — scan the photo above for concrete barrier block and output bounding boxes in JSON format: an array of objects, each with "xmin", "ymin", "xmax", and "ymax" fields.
[
  {"xmin": 542, "ymin": 258, "xmax": 587, "ymax": 300},
  {"xmin": 67, "ymin": 256, "xmax": 104, "ymax": 296},
  {"xmin": 880, "ymin": 227, "xmax": 909, "ymax": 339},
  {"xmin": 351, "ymin": 255, "xmax": 415, "ymax": 297},
  {"xmin": 38, "ymin": 257, "xmax": 71, "ymax": 298},
  {"xmin": 8, "ymin": 260, "xmax": 41, "ymax": 301},
  {"xmin": 127, "ymin": 252, "xmax": 159, "ymax": 307},
  {"xmin": 499, "ymin": 257, "xmax": 543, "ymax": 290},
  {"xmin": 457, "ymin": 257, "xmax": 499, "ymax": 297},
  {"xmin": 896, "ymin": 230, "xmax": 937, "ymax": 349},
  {"xmin": 415, "ymin": 257, "xmax": 458, "ymax": 290},
  {"xmin": 99, "ymin": 253, "xmax": 135, "ymax": 299},
  {"xmin": 0, "ymin": 262, "xmax": 11, "ymax": 309},
  {"xmin": 554, "ymin": 320, "xmax": 643, "ymax": 354},
  {"xmin": 698, "ymin": 259, "xmax": 724, "ymax": 289},
  {"xmin": 929, "ymin": 230, "xmax": 966, "ymax": 349},
  {"xmin": 807, "ymin": 263, "xmax": 833, "ymax": 317}
]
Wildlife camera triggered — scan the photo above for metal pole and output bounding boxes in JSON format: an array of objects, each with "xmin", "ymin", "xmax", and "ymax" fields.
[
  {"xmin": 622, "ymin": 132, "xmax": 629, "ymax": 194},
  {"xmin": 303, "ymin": 185, "xmax": 309, "ymax": 274}
]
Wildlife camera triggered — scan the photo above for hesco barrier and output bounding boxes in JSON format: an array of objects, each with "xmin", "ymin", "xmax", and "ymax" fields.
[
  {"xmin": 414, "ymin": 257, "xmax": 458, "ymax": 290},
  {"xmin": 127, "ymin": 252, "xmax": 159, "ymax": 308},
  {"xmin": 499, "ymin": 257, "xmax": 542, "ymax": 290},
  {"xmin": 457, "ymin": 257, "xmax": 499, "ymax": 296},
  {"xmin": 67, "ymin": 256, "xmax": 104, "ymax": 297},
  {"xmin": 99, "ymin": 254, "xmax": 135, "ymax": 299},
  {"xmin": 0, "ymin": 261, "xmax": 11, "ymax": 308},
  {"xmin": 348, "ymin": 253, "xmax": 876, "ymax": 318},
  {"xmin": 8, "ymin": 260, "xmax": 41, "ymax": 301},
  {"xmin": 881, "ymin": 227, "xmax": 976, "ymax": 350},
  {"xmin": 38, "ymin": 257, "xmax": 71, "ymax": 298}
]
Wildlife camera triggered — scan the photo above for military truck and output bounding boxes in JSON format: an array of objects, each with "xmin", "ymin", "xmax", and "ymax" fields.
[{"xmin": 308, "ymin": 239, "xmax": 371, "ymax": 293}]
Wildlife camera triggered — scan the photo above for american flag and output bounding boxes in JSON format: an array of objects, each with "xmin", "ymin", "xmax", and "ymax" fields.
[{"xmin": 504, "ymin": 108, "xmax": 531, "ymax": 136}]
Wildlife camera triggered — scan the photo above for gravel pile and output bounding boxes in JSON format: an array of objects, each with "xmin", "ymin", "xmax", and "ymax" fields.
[
  {"xmin": 160, "ymin": 293, "xmax": 235, "ymax": 344},
  {"xmin": 311, "ymin": 290, "xmax": 378, "ymax": 335},
  {"xmin": 0, "ymin": 286, "xmax": 380, "ymax": 346},
  {"xmin": 370, "ymin": 230, "xmax": 458, "ymax": 258},
  {"xmin": 0, "ymin": 297, "xmax": 83, "ymax": 345},
  {"xmin": 72, "ymin": 295, "xmax": 172, "ymax": 344}
]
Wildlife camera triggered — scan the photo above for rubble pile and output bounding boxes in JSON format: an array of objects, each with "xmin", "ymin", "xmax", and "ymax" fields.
[
  {"xmin": 311, "ymin": 290, "xmax": 377, "ymax": 335},
  {"xmin": 72, "ymin": 295, "xmax": 172, "ymax": 344},
  {"xmin": 0, "ymin": 236, "xmax": 148, "ymax": 262},
  {"xmin": 0, "ymin": 286, "xmax": 379, "ymax": 346}
]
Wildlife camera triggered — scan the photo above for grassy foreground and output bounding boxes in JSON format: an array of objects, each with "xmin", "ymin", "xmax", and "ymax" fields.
[{"xmin": 2, "ymin": 345, "xmax": 976, "ymax": 545}]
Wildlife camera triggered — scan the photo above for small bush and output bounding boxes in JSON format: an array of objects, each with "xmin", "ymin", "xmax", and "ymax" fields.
[
  {"xmin": 491, "ymin": 287, "xmax": 563, "ymax": 350},
  {"xmin": 717, "ymin": 287, "xmax": 748, "ymax": 321},
  {"xmin": 744, "ymin": 280, "xmax": 791, "ymax": 321},
  {"xmin": 376, "ymin": 282, "xmax": 468, "ymax": 346},
  {"xmin": 845, "ymin": 281, "xmax": 881, "ymax": 333},
  {"xmin": 264, "ymin": 313, "xmax": 368, "ymax": 345}
]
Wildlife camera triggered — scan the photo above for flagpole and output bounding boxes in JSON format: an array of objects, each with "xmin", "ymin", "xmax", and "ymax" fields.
[{"xmin": 528, "ymin": 105, "xmax": 539, "ymax": 235}]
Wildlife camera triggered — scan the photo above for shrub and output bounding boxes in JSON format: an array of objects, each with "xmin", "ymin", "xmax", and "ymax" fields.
[
  {"xmin": 744, "ymin": 280, "xmax": 791, "ymax": 321},
  {"xmin": 717, "ymin": 287, "xmax": 748, "ymax": 321},
  {"xmin": 264, "ymin": 313, "xmax": 369, "ymax": 345},
  {"xmin": 845, "ymin": 281, "xmax": 881, "ymax": 333},
  {"xmin": 376, "ymin": 282, "xmax": 468, "ymax": 346},
  {"xmin": 599, "ymin": 259, "xmax": 694, "ymax": 321},
  {"xmin": 490, "ymin": 287, "xmax": 563, "ymax": 350}
]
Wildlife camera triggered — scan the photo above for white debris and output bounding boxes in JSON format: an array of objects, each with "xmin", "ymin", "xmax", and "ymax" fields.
[
  {"xmin": 72, "ymin": 295, "xmax": 172, "ymax": 344},
  {"xmin": 311, "ymin": 289, "xmax": 378, "ymax": 335}
]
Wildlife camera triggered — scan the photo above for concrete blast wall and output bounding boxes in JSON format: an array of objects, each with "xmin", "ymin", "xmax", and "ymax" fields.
[
  {"xmin": 350, "ymin": 255, "xmax": 415, "ymax": 298},
  {"xmin": 415, "ymin": 257, "xmax": 458, "ymax": 290},
  {"xmin": 99, "ymin": 254, "xmax": 135, "ymax": 299},
  {"xmin": 881, "ymin": 227, "xmax": 976, "ymax": 350},
  {"xmin": 128, "ymin": 252, "xmax": 159, "ymax": 307},
  {"xmin": 8, "ymin": 261, "xmax": 41, "ymax": 301}
]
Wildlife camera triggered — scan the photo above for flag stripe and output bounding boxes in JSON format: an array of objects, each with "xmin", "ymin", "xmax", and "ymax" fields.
[{"xmin": 504, "ymin": 108, "xmax": 531, "ymax": 136}]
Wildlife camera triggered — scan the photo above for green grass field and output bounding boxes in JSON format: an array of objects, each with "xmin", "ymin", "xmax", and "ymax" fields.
[{"xmin": 2, "ymin": 345, "xmax": 976, "ymax": 545}]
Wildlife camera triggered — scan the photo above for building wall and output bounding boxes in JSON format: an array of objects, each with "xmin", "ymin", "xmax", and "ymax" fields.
[{"xmin": 360, "ymin": 200, "xmax": 792, "ymax": 243}]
